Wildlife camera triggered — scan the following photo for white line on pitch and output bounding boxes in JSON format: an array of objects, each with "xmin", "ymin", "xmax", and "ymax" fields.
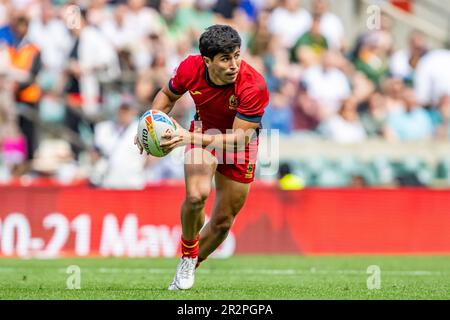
[
  {"xmin": 48, "ymin": 268, "xmax": 445, "ymax": 276},
  {"xmin": 0, "ymin": 267, "xmax": 445, "ymax": 276}
]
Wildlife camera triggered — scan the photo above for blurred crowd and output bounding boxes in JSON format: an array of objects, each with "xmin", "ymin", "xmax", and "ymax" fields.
[{"xmin": 0, "ymin": 0, "xmax": 449, "ymax": 188}]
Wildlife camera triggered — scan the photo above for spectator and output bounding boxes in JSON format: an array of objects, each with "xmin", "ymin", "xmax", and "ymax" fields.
[
  {"xmin": 389, "ymin": 30, "xmax": 428, "ymax": 85},
  {"xmin": 433, "ymin": 95, "xmax": 450, "ymax": 140},
  {"xmin": 267, "ymin": 0, "xmax": 311, "ymax": 49},
  {"xmin": 290, "ymin": 13, "xmax": 328, "ymax": 66},
  {"xmin": 0, "ymin": 1, "xmax": 10, "ymax": 27},
  {"xmin": 135, "ymin": 69, "xmax": 158, "ymax": 111},
  {"xmin": 126, "ymin": 32, "xmax": 170, "ymax": 111},
  {"xmin": 31, "ymin": 138, "xmax": 83, "ymax": 185},
  {"xmin": 166, "ymin": 34, "xmax": 192, "ymax": 74},
  {"xmin": 90, "ymin": 97, "xmax": 146, "ymax": 189},
  {"xmin": 148, "ymin": 35, "xmax": 170, "ymax": 87},
  {"xmin": 350, "ymin": 13, "xmax": 393, "ymax": 63},
  {"xmin": 311, "ymin": 0, "xmax": 344, "ymax": 51},
  {"xmin": 262, "ymin": 81, "xmax": 293, "ymax": 135},
  {"xmin": 213, "ymin": 0, "xmax": 240, "ymax": 21},
  {"xmin": 292, "ymin": 80, "xmax": 321, "ymax": 131},
  {"xmin": 100, "ymin": 4, "xmax": 135, "ymax": 53},
  {"xmin": 0, "ymin": 44, "xmax": 15, "ymax": 128},
  {"xmin": 350, "ymin": 174, "xmax": 368, "ymax": 188},
  {"xmin": 158, "ymin": 0, "xmax": 182, "ymax": 43},
  {"xmin": 87, "ymin": 0, "xmax": 112, "ymax": 27},
  {"xmin": 262, "ymin": 35, "xmax": 292, "ymax": 91},
  {"xmin": 0, "ymin": 9, "xmax": 13, "ymax": 45},
  {"xmin": 28, "ymin": 2, "xmax": 72, "ymax": 130},
  {"xmin": 380, "ymin": 77, "xmax": 405, "ymax": 113},
  {"xmin": 414, "ymin": 49, "xmax": 450, "ymax": 107},
  {"xmin": 386, "ymin": 87, "xmax": 434, "ymax": 141},
  {"xmin": 278, "ymin": 162, "xmax": 304, "ymax": 190},
  {"xmin": 247, "ymin": 8, "xmax": 272, "ymax": 57},
  {"xmin": 28, "ymin": 2, "xmax": 72, "ymax": 75},
  {"xmin": 302, "ymin": 50, "xmax": 352, "ymax": 119},
  {"xmin": 359, "ymin": 91, "xmax": 389, "ymax": 138},
  {"xmin": 125, "ymin": 0, "xmax": 165, "ymax": 40},
  {"xmin": 116, "ymin": 48, "xmax": 138, "ymax": 92},
  {"xmin": 123, "ymin": 0, "xmax": 165, "ymax": 71},
  {"xmin": 238, "ymin": 0, "xmax": 260, "ymax": 22},
  {"xmin": 172, "ymin": 0, "xmax": 215, "ymax": 46},
  {"xmin": 349, "ymin": 69, "xmax": 375, "ymax": 105},
  {"xmin": 0, "ymin": 109, "xmax": 27, "ymax": 178},
  {"xmin": 318, "ymin": 97, "xmax": 367, "ymax": 143},
  {"xmin": 63, "ymin": 8, "xmax": 120, "ymax": 155},
  {"xmin": 5, "ymin": 12, "xmax": 42, "ymax": 161},
  {"xmin": 353, "ymin": 31, "xmax": 389, "ymax": 86}
]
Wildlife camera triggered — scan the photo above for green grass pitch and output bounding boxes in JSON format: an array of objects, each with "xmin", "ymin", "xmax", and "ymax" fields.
[{"xmin": 0, "ymin": 256, "xmax": 449, "ymax": 299}]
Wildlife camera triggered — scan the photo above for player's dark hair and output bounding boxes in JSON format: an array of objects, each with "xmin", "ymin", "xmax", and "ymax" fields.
[{"xmin": 199, "ymin": 25, "xmax": 241, "ymax": 60}]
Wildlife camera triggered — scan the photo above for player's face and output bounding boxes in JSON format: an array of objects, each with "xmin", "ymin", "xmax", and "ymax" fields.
[{"xmin": 205, "ymin": 48, "xmax": 241, "ymax": 85}]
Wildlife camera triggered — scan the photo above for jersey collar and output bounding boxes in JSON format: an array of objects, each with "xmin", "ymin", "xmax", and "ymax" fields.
[{"xmin": 204, "ymin": 66, "xmax": 234, "ymax": 89}]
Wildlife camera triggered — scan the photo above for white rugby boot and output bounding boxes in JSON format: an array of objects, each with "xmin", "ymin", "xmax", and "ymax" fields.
[{"xmin": 168, "ymin": 256, "xmax": 198, "ymax": 290}]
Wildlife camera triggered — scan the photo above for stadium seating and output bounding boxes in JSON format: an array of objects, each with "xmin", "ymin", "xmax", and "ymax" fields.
[{"xmin": 260, "ymin": 154, "xmax": 450, "ymax": 188}]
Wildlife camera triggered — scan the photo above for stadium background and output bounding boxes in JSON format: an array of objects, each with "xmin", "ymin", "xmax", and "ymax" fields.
[{"xmin": 0, "ymin": 0, "xmax": 450, "ymax": 300}]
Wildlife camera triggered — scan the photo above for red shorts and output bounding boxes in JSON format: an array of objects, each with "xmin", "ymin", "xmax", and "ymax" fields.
[{"xmin": 185, "ymin": 121, "xmax": 259, "ymax": 184}]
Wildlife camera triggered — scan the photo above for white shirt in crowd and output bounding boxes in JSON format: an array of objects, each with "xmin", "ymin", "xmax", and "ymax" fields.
[
  {"xmin": 302, "ymin": 65, "xmax": 351, "ymax": 116},
  {"xmin": 123, "ymin": 6, "xmax": 164, "ymax": 39},
  {"xmin": 0, "ymin": 3, "xmax": 7, "ymax": 26},
  {"xmin": 94, "ymin": 119, "xmax": 146, "ymax": 189},
  {"xmin": 268, "ymin": 6, "xmax": 311, "ymax": 48},
  {"xmin": 28, "ymin": 17, "xmax": 73, "ymax": 71},
  {"xmin": 123, "ymin": 6, "xmax": 165, "ymax": 70},
  {"xmin": 77, "ymin": 25, "xmax": 120, "ymax": 116},
  {"xmin": 318, "ymin": 12, "xmax": 344, "ymax": 50},
  {"xmin": 100, "ymin": 15, "xmax": 136, "ymax": 51},
  {"xmin": 319, "ymin": 115, "xmax": 367, "ymax": 144},
  {"xmin": 414, "ymin": 49, "xmax": 450, "ymax": 106},
  {"xmin": 268, "ymin": 5, "xmax": 344, "ymax": 50},
  {"xmin": 389, "ymin": 49, "xmax": 413, "ymax": 80}
]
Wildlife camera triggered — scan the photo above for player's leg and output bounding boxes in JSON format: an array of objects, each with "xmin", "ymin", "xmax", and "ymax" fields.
[
  {"xmin": 180, "ymin": 147, "xmax": 217, "ymax": 245},
  {"xmin": 169, "ymin": 147, "xmax": 217, "ymax": 290},
  {"xmin": 197, "ymin": 171, "xmax": 250, "ymax": 263}
]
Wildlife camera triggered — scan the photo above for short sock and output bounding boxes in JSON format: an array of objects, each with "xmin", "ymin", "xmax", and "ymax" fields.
[{"xmin": 181, "ymin": 235, "xmax": 200, "ymax": 258}]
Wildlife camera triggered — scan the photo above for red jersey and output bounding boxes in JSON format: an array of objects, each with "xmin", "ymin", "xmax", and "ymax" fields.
[{"xmin": 168, "ymin": 55, "xmax": 269, "ymax": 133}]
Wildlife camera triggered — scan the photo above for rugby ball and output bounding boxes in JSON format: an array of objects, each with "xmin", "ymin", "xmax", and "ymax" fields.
[{"xmin": 137, "ymin": 110, "xmax": 177, "ymax": 157}]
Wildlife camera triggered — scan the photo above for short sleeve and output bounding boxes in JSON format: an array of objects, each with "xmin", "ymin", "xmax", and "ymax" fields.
[
  {"xmin": 236, "ymin": 84, "xmax": 269, "ymax": 123},
  {"xmin": 168, "ymin": 57, "xmax": 191, "ymax": 95}
]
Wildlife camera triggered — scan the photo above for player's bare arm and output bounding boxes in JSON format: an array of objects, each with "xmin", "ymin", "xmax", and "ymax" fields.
[
  {"xmin": 134, "ymin": 84, "xmax": 183, "ymax": 154},
  {"xmin": 152, "ymin": 84, "xmax": 183, "ymax": 114},
  {"xmin": 160, "ymin": 116, "xmax": 260, "ymax": 154}
]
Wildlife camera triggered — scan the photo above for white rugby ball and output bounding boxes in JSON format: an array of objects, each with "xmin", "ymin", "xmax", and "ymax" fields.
[{"xmin": 137, "ymin": 110, "xmax": 177, "ymax": 157}]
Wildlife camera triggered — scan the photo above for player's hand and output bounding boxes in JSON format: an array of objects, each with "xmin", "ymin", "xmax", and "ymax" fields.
[
  {"xmin": 134, "ymin": 134, "xmax": 144, "ymax": 155},
  {"xmin": 160, "ymin": 118, "xmax": 190, "ymax": 153}
]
